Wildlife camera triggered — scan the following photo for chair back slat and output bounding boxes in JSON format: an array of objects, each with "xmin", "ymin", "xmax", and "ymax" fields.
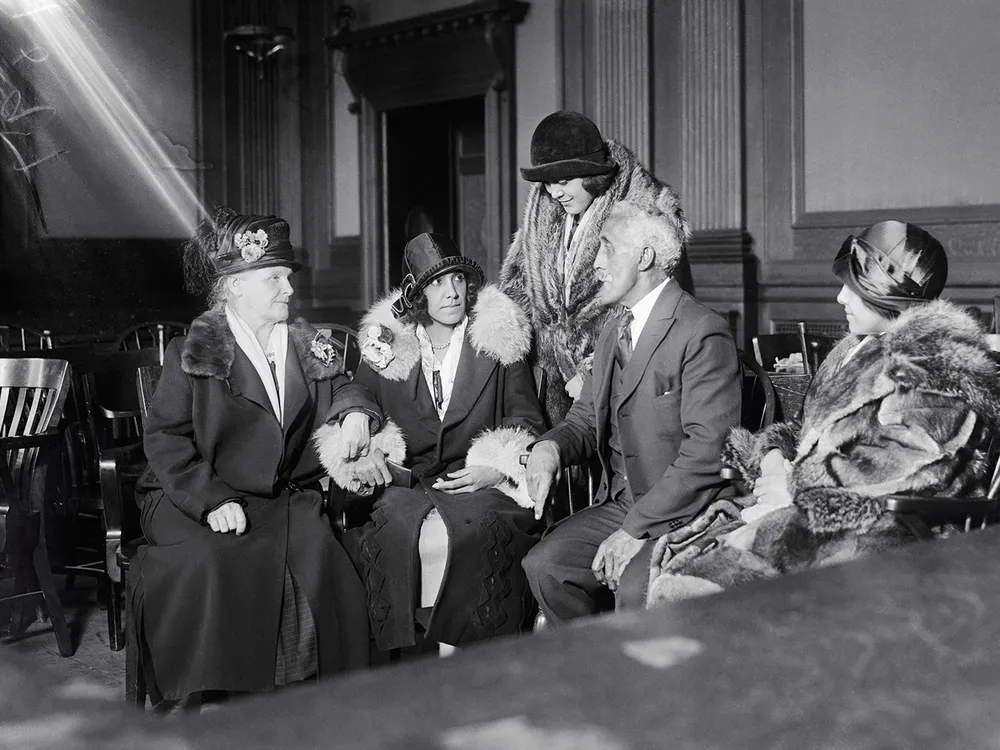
[
  {"xmin": 136, "ymin": 364, "xmax": 163, "ymax": 427},
  {"xmin": 0, "ymin": 325, "xmax": 55, "ymax": 352},
  {"xmin": 739, "ymin": 349, "xmax": 776, "ymax": 431}
]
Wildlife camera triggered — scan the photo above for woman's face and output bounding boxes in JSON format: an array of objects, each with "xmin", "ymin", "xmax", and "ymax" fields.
[
  {"xmin": 230, "ymin": 265, "xmax": 294, "ymax": 324},
  {"xmin": 836, "ymin": 284, "xmax": 892, "ymax": 335},
  {"xmin": 424, "ymin": 271, "xmax": 468, "ymax": 327},
  {"xmin": 544, "ymin": 177, "xmax": 595, "ymax": 216}
]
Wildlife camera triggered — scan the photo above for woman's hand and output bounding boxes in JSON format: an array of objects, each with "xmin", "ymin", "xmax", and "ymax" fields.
[
  {"xmin": 564, "ymin": 373, "xmax": 584, "ymax": 400},
  {"xmin": 207, "ymin": 501, "xmax": 246, "ymax": 534},
  {"xmin": 752, "ymin": 470, "xmax": 794, "ymax": 508},
  {"xmin": 758, "ymin": 448, "xmax": 791, "ymax": 478},
  {"xmin": 340, "ymin": 412, "xmax": 372, "ymax": 459},
  {"xmin": 433, "ymin": 466, "xmax": 504, "ymax": 494},
  {"xmin": 354, "ymin": 448, "xmax": 392, "ymax": 489}
]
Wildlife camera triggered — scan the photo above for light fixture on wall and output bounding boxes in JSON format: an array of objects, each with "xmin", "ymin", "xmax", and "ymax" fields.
[{"xmin": 225, "ymin": 24, "xmax": 295, "ymax": 64}]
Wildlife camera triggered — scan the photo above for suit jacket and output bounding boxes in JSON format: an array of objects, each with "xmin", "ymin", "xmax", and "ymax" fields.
[{"xmin": 541, "ymin": 281, "xmax": 741, "ymax": 539}]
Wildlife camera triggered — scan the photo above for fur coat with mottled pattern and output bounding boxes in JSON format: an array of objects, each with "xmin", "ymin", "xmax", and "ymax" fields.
[
  {"xmin": 648, "ymin": 300, "xmax": 1000, "ymax": 605},
  {"xmin": 499, "ymin": 139, "xmax": 691, "ymax": 425}
]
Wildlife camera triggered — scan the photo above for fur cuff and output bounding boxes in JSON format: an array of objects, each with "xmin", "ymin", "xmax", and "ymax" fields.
[
  {"xmin": 465, "ymin": 426, "xmax": 535, "ymax": 509},
  {"xmin": 313, "ymin": 419, "xmax": 407, "ymax": 493},
  {"xmin": 793, "ymin": 486, "xmax": 883, "ymax": 534},
  {"xmin": 723, "ymin": 421, "xmax": 800, "ymax": 483}
]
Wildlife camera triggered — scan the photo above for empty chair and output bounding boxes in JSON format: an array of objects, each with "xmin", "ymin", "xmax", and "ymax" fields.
[
  {"xmin": 0, "ymin": 356, "xmax": 74, "ymax": 656},
  {"xmin": 0, "ymin": 324, "xmax": 54, "ymax": 352},
  {"xmin": 114, "ymin": 321, "xmax": 190, "ymax": 365}
]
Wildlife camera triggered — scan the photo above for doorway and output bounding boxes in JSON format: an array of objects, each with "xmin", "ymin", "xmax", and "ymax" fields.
[{"xmin": 383, "ymin": 96, "xmax": 486, "ymax": 288}]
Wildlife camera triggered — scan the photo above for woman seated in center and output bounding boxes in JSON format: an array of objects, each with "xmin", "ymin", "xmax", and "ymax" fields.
[{"xmin": 318, "ymin": 233, "xmax": 546, "ymax": 653}]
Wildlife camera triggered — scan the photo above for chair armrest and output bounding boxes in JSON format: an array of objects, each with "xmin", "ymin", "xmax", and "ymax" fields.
[
  {"xmin": 0, "ymin": 429, "xmax": 63, "ymax": 451},
  {"xmin": 884, "ymin": 494, "xmax": 999, "ymax": 516},
  {"xmin": 100, "ymin": 440, "xmax": 145, "ymax": 583}
]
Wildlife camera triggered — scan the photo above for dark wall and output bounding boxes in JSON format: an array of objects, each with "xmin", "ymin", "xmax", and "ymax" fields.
[{"xmin": 0, "ymin": 238, "xmax": 200, "ymax": 339}]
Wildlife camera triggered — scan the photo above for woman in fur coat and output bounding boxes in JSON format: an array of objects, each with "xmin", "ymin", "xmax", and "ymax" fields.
[
  {"xmin": 500, "ymin": 111, "xmax": 691, "ymax": 425},
  {"xmin": 130, "ymin": 209, "xmax": 372, "ymax": 705},
  {"xmin": 317, "ymin": 233, "xmax": 546, "ymax": 652},
  {"xmin": 648, "ymin": 220, "xmax": 1000, "ymax": 605}
]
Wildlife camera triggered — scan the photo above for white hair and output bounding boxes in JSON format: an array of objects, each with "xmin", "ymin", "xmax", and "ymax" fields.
[{"xmin": 606, "ymin": 200, "xmax": 684, "ymax": 277}]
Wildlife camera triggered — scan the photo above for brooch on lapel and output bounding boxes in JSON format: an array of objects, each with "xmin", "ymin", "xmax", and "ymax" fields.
[
  {"xmin": 310, "ymin": 333, "xmax": 340, "ymax": 368},
  {"xmin": 361, "ymin": 324, "xmax": 395, "ymax": 371}
]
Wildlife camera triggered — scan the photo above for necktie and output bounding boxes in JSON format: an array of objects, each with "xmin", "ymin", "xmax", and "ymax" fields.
[{"xmin": 617, "ymin": 309, "xmax": 634, "ymax": 368}]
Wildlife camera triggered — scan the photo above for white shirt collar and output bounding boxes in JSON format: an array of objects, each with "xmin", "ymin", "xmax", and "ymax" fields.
[
  {"xmin": 416, "ymin": 317, "xmax": 468, "ymax": 419},
  {"xmin": 627, "ymin": 276, "xmax": 671, "ymax": 344},
  {"xmin": 225, "ymin": 306, "xmax": 287, "ymax": 421}
]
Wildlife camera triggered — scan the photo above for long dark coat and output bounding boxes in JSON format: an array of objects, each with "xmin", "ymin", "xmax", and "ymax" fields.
[
  {"xmin": 129, "ymin": 310, "xmax": 374, "ymax": 702},
  {"xmin": 319, "ymin": 285, "xmax": 546, "ymax": 650}
]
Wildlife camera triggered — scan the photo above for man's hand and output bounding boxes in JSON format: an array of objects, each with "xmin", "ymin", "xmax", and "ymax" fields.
[
  {"xmin": 433, "ymin": 466, "xmax": 504, "ymax": 494},
  {"xmin": 354, "ymin": 447, "xmax": 392, "ymax": 489},
  {"xmin": 592, "ymin": 528, "xmax": 645, "ymax": 591},
  {"xmin": 340, "ymin": 412, "xmax": 372, "ymax": 459},
  {"xmin": 207, "ymin": 501, "xmax": 246, "ymax": 535},
  {"xmin": 525, "ymin": 441, "xmax": 562, "ymax": 520},
  {"xmin": 564, "ymin": 373, "xmax": 584, "ymax": 401}
]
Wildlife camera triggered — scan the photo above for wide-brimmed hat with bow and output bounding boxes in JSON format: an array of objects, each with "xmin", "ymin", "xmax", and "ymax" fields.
[
  {"xmin": 391, "ymin": 233, "xmax": 484, "ymax": 318},
  {"xmin": 833, "ymin": 220, "xmax": 947, "ymax": 313},
  {"xmin": 520, "ymin": 111, "xmax": 618, "ymax": 183}
]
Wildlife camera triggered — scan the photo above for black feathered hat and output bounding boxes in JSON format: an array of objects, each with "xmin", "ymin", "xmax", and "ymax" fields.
[{"xmin": 520, "ymin": 111, "xmax": 617, "ymax": 183}]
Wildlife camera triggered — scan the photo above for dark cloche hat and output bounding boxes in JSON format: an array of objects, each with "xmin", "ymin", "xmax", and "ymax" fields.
[
  {"xmin": 833, "ymin": 220, "xmax": 947, "ymax": 313},
  {"xmin": 212, "ymin": 212, "xmax": 301, "ymax": 276},
  {"xmin": 392, "ymin": 233, "xmax": 484, "ymax": 318},
  {"xmin": 520, "ymin": 111, "xmax": 618, "ymax": 183}
]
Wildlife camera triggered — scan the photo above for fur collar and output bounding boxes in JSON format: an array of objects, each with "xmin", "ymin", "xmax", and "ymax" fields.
[
  {"xmin": 180, "ymin": 308, "xmax": 343, "ymax": 382},
  {"xmin": 357, "ymin": 283, "xmax": 530, "ymax": 382}
]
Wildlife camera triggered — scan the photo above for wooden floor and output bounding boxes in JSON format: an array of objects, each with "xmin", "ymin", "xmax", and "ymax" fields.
[{"xmin": 1, "ymin": 575, "xmax": 124, "ymax": 701}]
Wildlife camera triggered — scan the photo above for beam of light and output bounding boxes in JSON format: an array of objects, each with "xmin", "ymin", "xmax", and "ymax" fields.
[{"xmin": 1, "ymin": 0, "xmax": 209, "ymax": 234}]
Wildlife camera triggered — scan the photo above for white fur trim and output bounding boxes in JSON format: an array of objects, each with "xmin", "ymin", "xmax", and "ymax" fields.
[
  {"xmin": 465, "ymin": 426, "xmax": 535, "ymax": 509},
  {"xmin": 313, "ymin": 419, "xmax": 407, "ymax": 492},
  {"xmin": 357, "ymin": 291, "xmax": 420, "ymax": 382},
  {"xmin": 468, "ymin": 284, "xmax": 531, "ymax": 364},
  {"xmin": 646, "ymin": 574, "xmax": 724, "ymax": 608}
]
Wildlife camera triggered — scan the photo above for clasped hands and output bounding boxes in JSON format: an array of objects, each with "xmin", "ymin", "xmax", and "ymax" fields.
[{"xmin": 339, "ymin": 411, "xmax": 502, "ymax": 494}]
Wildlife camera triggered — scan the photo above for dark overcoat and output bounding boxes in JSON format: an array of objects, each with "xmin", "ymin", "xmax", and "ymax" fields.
[
  {"xmin": 130, "ymin": 309, "xmax": 374, "ymax": 702},
  {"xmin": 319, "ymin": 285, "xmax": 547, "ymax": 649}
]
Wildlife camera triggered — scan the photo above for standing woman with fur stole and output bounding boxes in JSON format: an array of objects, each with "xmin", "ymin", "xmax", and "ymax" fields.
[
  {"xmin": 317, "ymin": 233, "xmax": 546, "ymax": 654},
  {"xmin": 130, "ymin": 208, "xmax": 372, "ymax": 706},
  {"xmin": 500, "ymin": 110, "xmax": 691, "ymax": 425},
  {"xmin": 648, "ymin": 220, "xmax": 1000, "ymax": 605}
]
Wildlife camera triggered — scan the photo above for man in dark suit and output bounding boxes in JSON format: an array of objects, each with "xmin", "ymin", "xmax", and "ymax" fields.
[{"xmin": 522, "ymin": 199, "xmax": 741, "ymax": 620}]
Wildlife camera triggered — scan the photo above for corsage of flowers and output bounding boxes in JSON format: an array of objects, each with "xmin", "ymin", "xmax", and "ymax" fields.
[
  {"xmin": 361, "ymin": 324, "xmax": 395, "ymax": 370},
  {"xmin": 234, "ymin": 229, "xmax": 268, "ymax": 262},
  {"xmin": 310, "ymin": 333, "xmax": 339, "ymax": 368}
]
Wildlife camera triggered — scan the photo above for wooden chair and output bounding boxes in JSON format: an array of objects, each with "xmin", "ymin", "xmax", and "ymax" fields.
[
  {"xmin": 114, "ymin": 321, "xmax": 189, "ymax": 365},
  {"xmin": 117, "ymin": 363, "xmax": 160, "ymax": 707},
  {"xmin": 0, "ymin": 357, "xmax": 74, "ymax": 656},
  {"xmin": 315, "ymin": 323, "xmax": 361, "ymax": 378},
  {"xmin": 753, "ymin": 323, "xmax": 838, "ymax": 376},
  {"xmin": 60, "ymin": 348, "xmax": 162, "ymax": 652},
  {"xmin": 738, "ymin": 349, "xmax": 776, "ymax": 432},
  {"xmin": 0, "ymin": 324, "xmax": 54, "ymax": 352}
]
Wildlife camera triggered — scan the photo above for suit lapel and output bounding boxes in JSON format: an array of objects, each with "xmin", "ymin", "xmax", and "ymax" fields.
[
  {"xmin": 619, "ymin": 282, "xmax": 683, "ymax": 403},
  {"xmin": 282, "ymin": 349, "xmax": 309, "ymax": 432},
  {"xmin": 442, "ymin": 337, "xmax": 496, "ymax": 430},
  {"xmin": 592, "ymin": 324, "xmax": 616, "ymax": 447},
  {"xmin": 227, "ymin": 347, "xmax": 277, "ymax": 420}
]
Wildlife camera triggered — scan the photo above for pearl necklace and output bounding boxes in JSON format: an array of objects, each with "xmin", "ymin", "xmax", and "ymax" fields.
[{"xmin": 430, "ymin": 341, "xmax": 451, "ymax": 351}]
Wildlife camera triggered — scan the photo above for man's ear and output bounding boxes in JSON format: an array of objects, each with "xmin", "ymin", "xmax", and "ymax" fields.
[{"xmin": 637, "ymin": 246, "xmax": 656, "ymax": 272}]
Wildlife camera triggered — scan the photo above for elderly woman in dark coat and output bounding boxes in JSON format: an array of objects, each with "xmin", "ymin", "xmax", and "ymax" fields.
[
  {"xmin": 648, "ymin": 221, "xmax": 1000, "ymax": 605},
  {"xmin": 500, "ymin": 111, "xmax": 691, "ymax": 425},
  {"xmin": 130, "ymin": 208, "xmax": 372, "ymax": 705},
  {"xmin": 317, "ymin": 233, "xmax": 546, "ymax": 653}
]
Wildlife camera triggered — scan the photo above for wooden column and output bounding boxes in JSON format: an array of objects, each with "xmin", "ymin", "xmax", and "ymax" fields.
[{"xmin": 654, "ymin": 0, "xmax": 754, "ymax": 346}]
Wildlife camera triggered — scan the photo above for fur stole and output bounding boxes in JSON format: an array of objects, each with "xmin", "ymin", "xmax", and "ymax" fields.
[
  {"xmin": 180, "ymin": 308, "xmax": 343, "ymax": 382},
  {"xmin": 356, "ymin": 283, "xmax": 530, "ymax": 382}
]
